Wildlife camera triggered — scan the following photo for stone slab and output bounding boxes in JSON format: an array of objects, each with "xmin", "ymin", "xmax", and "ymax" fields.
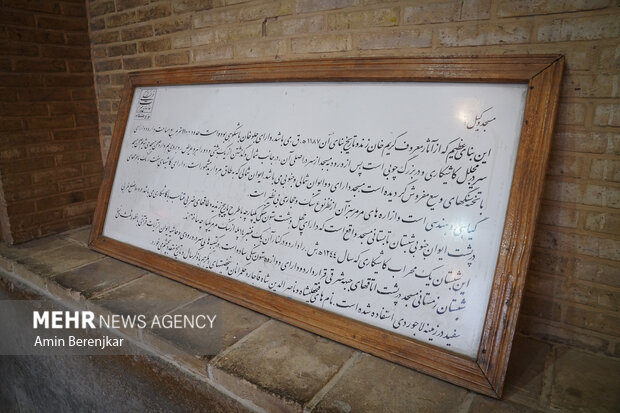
[
  {"xmin": 469, "ymin": 396, "xmax": 541, "ymax": 412},
  {"xmin": 60, "ymin": 226, "xmax": 91, "ymax": 247},
  {"xmin": 0, "ymin": 235, "xmax": 72, "ymax": 262},
  {"xmin": 91, "ymin": 272, "xmax": 204, "ymax": 320},
  {"xmin": 150, "ymin": 294, "xmax": 269, "ymax": 360},
  {"xmin": 52, "ymin": 257, "xmax": 148, "ymax": 299},
  {"xmin": 550, "ymin": 348, "xmax": 620, "ymax": 413},
  {"xmin": 211, "ymin": 320, "xmax": 354, "ymax": 410},
  {"xmin": 311, "ymin": 352, "xmax": 469, "ymax": 413},
  {"xmin": 16, "ymin": 243, "xmax": 104, "ymax": 277}
]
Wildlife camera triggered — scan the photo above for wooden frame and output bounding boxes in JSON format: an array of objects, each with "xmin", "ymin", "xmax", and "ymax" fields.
[{"xmin": 90, "ymin": 56, "xmax": 564, "ymax": 397}]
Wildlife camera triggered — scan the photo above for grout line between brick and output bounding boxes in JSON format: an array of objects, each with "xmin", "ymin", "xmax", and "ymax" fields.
[{"xmin": 303, "ymin": 351, "xmax": 362, "ymax": 413}]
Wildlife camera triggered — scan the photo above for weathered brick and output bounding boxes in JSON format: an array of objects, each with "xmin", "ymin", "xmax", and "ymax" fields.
[
  {"xmin": 91, "ymin": 30, "xmax": 120, "ymax": 45},
  {"xmin": 234, "ymin": 39, "xmax": 287, "ymax": 58},
  {"xmin": 296, "ymin": 0, "xmax": 356, "ymax": 13},
  {"xmin": 327, "ymin": 7, "xmax": 399, "ymax": 30},
  {"xmin": 498, "ymin": 0, "xmax": 609, "ymax": 17},
  {"xmin": 89, "ymin": 1, "xmax": 115, "ymax": 18},
  {"xmin": 520, "ymin": 294, "xmax": 562, "ymax": 321},
  {"xmin": 0, "ymin": 102, "xmax": 48, "ymax": 117},
  {"xmin": 105, "ymin": 10, "xmax": 137, "ymax": 28},
  {"xmin": 556, "ymin": 102, "xmax": 586, "ymax": 125},
  {"xmin": 238, "ymin": 0, "xmax": 294, "ymax": 22},
  {"xmin": 193, "ymin": 45, "xmax": 233, "ymax": 62},
  {"xmin": 598, "ymin": 43, "xmax": 620, "ymax": 70},
  {"xmin": 565, "ymin": 306, "xmax": 620, "ymax": 335},
  {"xmin": 291, "ymin": 34, "xmax": 351, "ymax": 53},
  {"xmin": 122, "ymin": 55, "xmax": 152, "ymax": 70},
  {"xmin": 593, "ymin": 103, "xmax": 620, "ymax": 127},
  {"xmin": 552, "ymin": 128, "xmax": 609, "ymax": 154},
  {"xmin": 566, "ymin": 282, "xmax": 620, "ymax": 311},
  {"xmin": 538, "ymin": 205, "xmax": 578, "ymax": 228},
  {"xmin": 574, "ymin": 258, "xmax": 620, "ymax": 288},
  {"xmin": 136, "ymin": 4, "xmax": 172, "ymax": 22},
  {"xmin": 116, "ymin": 0, "xmax": 149, "ymax": 12},
  {"xmin": 140, "ymin": 38, "xmax": 171, "ymax": 53},
  {"xmin": 94, "ymin": 58, "xmax": 122, "ymax": 72},
  {"xmin": 404, "ymin": 0, "xmax": 490, "ymax": 24},
  {"xmin": 154, "ymin": 52, "xmax": 190, "ymax": 67},
  {"xmin": 193, "ymin": 8, "xmax": 239, "ymax": 28},
  {"xmin": 121, "ymin": 24, "xmax": 153, "ymax": 41},
  {"xmin": 561, "ymin": 74, "xmax": 618, "ymax": 98},
  {"xmin": 439, "ymin": 22, "xmax": 531, "ymax": 47},
  {"xmin": 266, "ymin": 15, "xmax": 323, "ymax": 37},
  {"xmin": 537, "ymin": 14, "xmax": 620, "ymax": 42},
  {"xmin": 546, "ymin": 152, "xmax": 584, "ymax": 177},
  {"xmin": 26, "ymin": 115, "xmax": 75, "ymax": 130},
  {"xmin": 40, "ymin": 45, "xmax": 91, "ymax": 59},
  {"xmin": 214, "ymin": 23, "xmax": 262, "ymax": 43},
  {"xmin": 107, "ymin": 43, "xmax": 137, "ymax": 57},
  {"xmin": 529, "ymin": 249, "xmax": 574, "ymax": 276},
  {"xmin": 584, "ymin": 183, "xmax": 620, "ymax": 208},
  {"xmin": 153, "ymin": 16, "xmax": 191, "ymax": 35},
  {"xmin": 590, "ymin": 159, "xmax": 620, "ymax": 182}
]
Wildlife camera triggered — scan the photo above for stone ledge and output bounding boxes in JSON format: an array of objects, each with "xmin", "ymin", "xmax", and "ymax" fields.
[{"xmin": 1, "ymin": 226, "xmax": 617, "ymax": 412}]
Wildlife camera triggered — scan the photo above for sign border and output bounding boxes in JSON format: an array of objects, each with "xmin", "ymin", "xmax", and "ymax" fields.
[{"xmin": 90, "ymin": 56, "xmax": 564, "ymax": 397}]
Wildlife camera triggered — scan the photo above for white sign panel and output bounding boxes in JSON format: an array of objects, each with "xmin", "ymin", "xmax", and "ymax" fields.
[{"xmin": 103, "ymin": 82, "xmax": 527, "ymax": 358}]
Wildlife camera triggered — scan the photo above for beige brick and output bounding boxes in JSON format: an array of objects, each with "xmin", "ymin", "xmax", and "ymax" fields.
[
  {"xmin": 239, "ymin": 0, "xmax": 294, "ymax": 22},
  {"xmin": 552, "ymin": 128, "xmax": 609, "ymax": 154},
  {"xmin": 121, "ymin": 24, "xmax": 153, "ymax": 41},
  {"xmin": 291, "ymin": 34, "xmax": 350, "ymax": 53},
  {"xmin": 327, "ymin": 7, "xmax": 399, "ymax": 30},
  {"xmin": 154, "ymin": 51, "xmax": 190, "ymax": 67},
  {"xmin": 94, "ymin": 58, "xmax": 122, "ymax": 72},
  {"xmin": 584, "ymin": 183, "xmax": 620, "ymax": 208},
  {"xmin": 136, "ymin": 4, "xmax": 172, "ymax": 22},
  {"xmin": 537, "ymin": 14, "xmax": 620, "ymax": 42},
  {"xmin": 172, "ymin": 0, "xmax": 219, "ymax": 13},
  {"xmin": 594, "ymin": 103, "xmax": 620, "ymax": 127},
  {"xmin": 566, "ymin": 282, "xmax": 620, "ymax": 311},
  {"xmin": 214, "ymin": 23, "xmax": 262, "ymax": 43},
  {"xmin": 518, "ymin": 316, "xmax": 610, "ymax": 353},
  {"xmin": 171, "ymin": 34, "xmax": 191, "ymax": 49},
  {"xmin": 89, "ymin": 1, "xmax": 115, "ymax": 17},
  {"xmin": 498, "ymin": 0, "xmax": 609, "ymax": 17},
  {"xmin": 140, "ymin": 37, "xmax": 171, "ymax": 53},
  {"xmin": 122, "ymin": 55, "xmax": 152, "ymax": 70},
  {"xmin": 193, "ymin": 45, "xmax": 233, "ymax": 62},
  {"xmin": 565, "ymin": 306, "xmax": 620, "ymax": 335},
  {"xmin": 266, "ymin": 15, "xmax": 323, "ymax": 37},
  {"xmin": 599, "ymin": 238, "xmax": 620, "ymax": 260},
  {"xmin": 404, "ymin": 0, "xmax": 489, "ymax": 24},
  {"xmin": 107, "ymin": 43, "xmax": 137, "ymax": 57},
  {"xmin": 584, "ymin": 212, "xmax": 620, "ymax": 236},
  {"xmin": 191, "ymin": 29, "xmax": 215, "ymax": 47},
  {"xmin": 542, "ymin": 178, "xmax": 581, "ymax": 203},
  {"xmin": 355, "ymin": 28, "xmax": 432, "ymax": 50},
  {"xmin": 91, "ymin": 30, "xmax": 120, "ymax": 45},
  {"xmin": 590, "ymin": 159, "xmax": 620, "ymax": 182},
  {"xmin": 105, "ymin": 10, "xmax": 137, "ymax": 28},
  {"xmin": 529, "ymin": 249, "xmax": 574, "ymax": 276},
  {"xmin": 574, "ymin": 258, "xmax": 620, "ymax": 288},
  {"xmin": 192, "ymin": 8, "xmax": 239, "ymax": 29},
  {"xmin": 234, "ymin": 39, "xmax": 287, "ymax": 58},
  {"xmin": 538, "ymin": 205, "xmax": 578, "ymax": 228},
  {"xmin": 557, "ymin": 102, "xmax": 586, "ymax": 125},
  {"xmin": 534, "ymin": 229, "xmax": 600, "ymax": 257},
  {"xmin": 116, "ymin": 0, "xmax": 149, "ymax": 11},
  {"xmin": 296, "ymin": 0, "xmax": 356, "ymax": 13},
  {"xmin": 439, "ymin": 22, "xmax": 530, "ymax": 47},
  {"xmin": 546, "ymin": 152, "xmax": 584, "ymax": 178},
  {"xmin": 154, "ymin": 16, "xmax": 191, "ymax": 35},
  {"xmin": 598, "ymin": 43, "xmax": 620, "ymax": 70},
  {"xmin": 562, "ymin": 74, "xmax": 618, "ymax": 98}
]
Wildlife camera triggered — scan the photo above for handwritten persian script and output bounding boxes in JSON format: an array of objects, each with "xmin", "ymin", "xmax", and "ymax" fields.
[{"xmin": 103, "ymin": 83, "xmax": 527, "ymax": 357}]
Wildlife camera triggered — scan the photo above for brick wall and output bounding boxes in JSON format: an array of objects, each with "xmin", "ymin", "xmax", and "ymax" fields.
[
  {"xmin": 0, "ymin": 1, "xmax": 104, "ymax": 244},
  {"xmin": 85, "ymin": 1, "xmax": 619, "ymax": 356}
]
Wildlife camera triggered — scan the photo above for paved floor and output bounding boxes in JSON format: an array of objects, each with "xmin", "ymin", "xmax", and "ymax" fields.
[{"xmin": 0, "ymin": 226, "xmax": 618, "ymax": 412}]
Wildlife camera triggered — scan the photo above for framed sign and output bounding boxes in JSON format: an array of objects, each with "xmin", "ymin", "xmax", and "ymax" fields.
[{"xmin": 90, "ymin": 56, "xmax": 563, "ymax": 397}]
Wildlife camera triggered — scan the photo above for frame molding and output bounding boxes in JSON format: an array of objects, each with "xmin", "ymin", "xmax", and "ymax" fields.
[{"xmin": 90, "ymin": 56, "xmax": 564, "ymax": 397}]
